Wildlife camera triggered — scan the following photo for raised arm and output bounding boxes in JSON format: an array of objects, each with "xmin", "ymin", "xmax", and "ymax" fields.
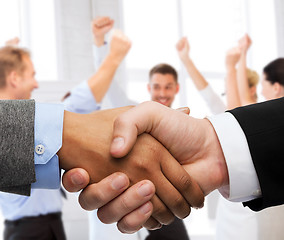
[
  {"xmin": 88, "ymin": 29, "xmax": 131, "ymax": 103},
  {"xmin": 237, "ymin": 34, "xmax": 256, "ymax": 105},
  {"xmin": 92, "ymin": 16, "xmax": 114, "ymax": 47},
  {"xmin": 225, "ymin": 47, "xmax": 242, "ymax": 110},
  {"xmin": 176, "ymin": 37, "xmax": 208, "ymax": 90}
]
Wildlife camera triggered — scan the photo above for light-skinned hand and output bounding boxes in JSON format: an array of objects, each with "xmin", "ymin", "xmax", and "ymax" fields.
[
  {"xmin": 110, "ymin": 101, "xmax": 229, "ymax": 196},
  {"xmin": 225, "ymin": 47, "xmax": 241, "ymax": 70},
  {"xmin": 176, "ymin": 37, "xmax": 190, "ymax": 62},
  {"xmin": 92, "ymin": 16, "xmax": 114, "ymax": 46}
]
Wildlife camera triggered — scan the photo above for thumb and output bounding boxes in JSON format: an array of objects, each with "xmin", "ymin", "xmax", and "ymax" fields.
[
  {"xmin": 63, "ymin": 168, "xmax": 90, "ymax": 192},
  {"xmin": 176, "ymin": 107, "xmax": 190, "ymax": 115},
  {"xmin": 110, "ymin": 101, "xmax": 161, "ymax": 158}
]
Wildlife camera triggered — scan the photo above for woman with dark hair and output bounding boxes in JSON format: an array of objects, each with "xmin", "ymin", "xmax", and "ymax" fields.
[{"xmin": 261, "ymin": 58, "xmax": 284, "ymax": 100}]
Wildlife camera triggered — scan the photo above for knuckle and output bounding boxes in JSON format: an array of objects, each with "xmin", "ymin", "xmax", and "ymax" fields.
[
  {"xmin": 97, "ymin": 208, "xmax": 112, "ymax": 224},
  {"xmin": 177, "ymin": 204, "xmax": 191, "ymax": 219},
  {"xmin": 79, "ymin": 186, "xmax": 106, "ymax": 211},
  {"xmin": 120, "ymin": 195, "xmax": 132, "ymax": 212},
  {"xmin": 162, "ymin": 215, "xmax": 175, "ymax": 225},
  {"xmin": 113, "ymin": 116, "xmax": 127, "ymax": 129},
  {"xmin": 195, "ymin": 194, "xmax": 205, "ymax": 208},
  {"xmin": 143, "ymin": 219, "xmax": 161, "ymax": 230},
  {"xmin": 151, "ymin": 202, "xmax": 166, "ymax": 216},
  {"xmin": 152, "ymin": 207, "xmax": 174, "ymax": 225},
  {"xmin": 118, "ymin": 219, "xmax": 138, "ymax": 234},
  {"xmin": 91, "ymin": 186, "xmax": 108, "ymax": 204},
  {"xmin": 172, "ymin": 196, "xmax": 186, "ymax": 210},
  {"xmin": 179, "ymin": 174, "xmax": 192, "ymax": 190}
]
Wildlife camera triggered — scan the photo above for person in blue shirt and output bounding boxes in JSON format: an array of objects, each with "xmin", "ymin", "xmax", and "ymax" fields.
[{"xmin": 0, "ymin": 32, "xmax": 131, "ymax": 240}]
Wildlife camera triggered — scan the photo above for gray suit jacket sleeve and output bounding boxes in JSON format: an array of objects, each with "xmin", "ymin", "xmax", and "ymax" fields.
[{"xmin": 0, "ymin": 99, "xmax": 36, "ymax": 196}]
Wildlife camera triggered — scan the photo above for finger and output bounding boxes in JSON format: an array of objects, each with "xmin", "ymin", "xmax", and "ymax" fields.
[
  {"xmin": 79, "ymin": 172, "xmax": 129, "ymax": 211},
  {"xmin": 97, "ymin": 180, "xmax": 155, "ymax": 224},
  {"xmin": 95, "ymin": 17, "xmax": 111, "ymax": 28},
  {"xmin": 116, "ymin": 202, "xmax": 153, "ymax": 234},
  {"xmin": 161, "ymin": 158, "xmax": 205, "ymax": 210},
  {"xmin": 150, "ymin": 195, "xmax": 175, "ymax": 225},
  {"xmin": 153, "ymin": 170, "xmax": 191, "ymax": 219},
  {"xmin": 142, "ymin": 217, "xmax": 162, "ymax": 231},
  {"xmin": 176, "ymin": 107, "xmax": 190, "ymax": 115},
  {"xmin": 62, "ymin": 168, "xmax": 90, "ymax": 192},
  {"xmin": 111, "ymin": 101, "xmax": 164, "ymax": 158}
]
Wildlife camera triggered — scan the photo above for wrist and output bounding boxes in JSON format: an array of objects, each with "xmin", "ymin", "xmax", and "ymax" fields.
[
  {"xmin": 200, "ymin": 119, "xmax": 228, "ymax": 194},
  {"xmin": 226, "ymin": 65, "xmax": 237, "ymax": 72},
  {"xmin": 107, "ymin": 52, "xmax": 124, "ymax": 66},
  {"xmin": 180, "ymin": 55, "xmax": 191, "ymax": 64},
  {"xmin": 94, "ymin": 36, "xmax": 105, "ymax": 47}
]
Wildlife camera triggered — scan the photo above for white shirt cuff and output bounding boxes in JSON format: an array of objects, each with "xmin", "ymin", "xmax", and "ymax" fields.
[{"xmin": 207, "ymin": 112, "xmax": 262, "ymax": 202}]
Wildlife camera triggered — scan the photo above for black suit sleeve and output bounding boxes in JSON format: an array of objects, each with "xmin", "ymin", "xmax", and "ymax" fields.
[{"xmin": 228, "ymin": 97, "xmax": 284, "ymax": 211}]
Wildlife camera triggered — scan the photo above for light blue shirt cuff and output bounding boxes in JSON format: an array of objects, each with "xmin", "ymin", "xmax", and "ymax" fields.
[
  {"xmin": 32, "ymin": 103, "xmax": 64, "ymax": 189},
  {"xmin": 93, "ymin": 43, "xmax": 108, "ymax": 70}
]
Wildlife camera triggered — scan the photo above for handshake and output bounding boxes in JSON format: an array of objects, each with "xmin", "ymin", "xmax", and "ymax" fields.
[{"xmin": 61, "ymin": 101, "xmax": 228, "ymax": 233}]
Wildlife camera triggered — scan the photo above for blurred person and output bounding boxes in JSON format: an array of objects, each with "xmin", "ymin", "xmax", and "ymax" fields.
[
  {"xmin": 176, "ymin": 37, "xmax": 226, "ymax": 114},
  {"xmin": 261, "ymin": 58, "xmax": 284, "ymax": 100},
  {"xmin": 176, "ymin": 36, "xmax": 261, "ymax": 240},
  {"xmin": 237, "ymin": 34, "xmax": 258, "ymax": 106},
  {"xmin": 177, "ymin": 35, "xmax": 284, "ymax": 240},
  {"xmin": 89, "ymin": 16, "xmax": 189, "ymax": 240},
  {"xmin": 147, "ymin": 63, "xmax": 179, "ymax": 108},
  {"xmin": 5, "ymin": 37, "xmax": 20, "ymax": 47},
  {"xmin": 0, "ymin": 45, "xmax": 66, "ymax": 240},
  {"xmin": 0, "ymin": 29, "xmax": 131, "ymax": 240},
  {"xmin": 225, "ymin": 34, "xmax": 259, "ymax": 110},
  {"xmin": 146, "ymin": 63, "xmax": 189, "ymax": 240},
  {"xmin": 91, "ymin": 16, "xmax": 136, "ymax": 109},
  {"xmin": 219, "ymin": 35, "xmax": 284, "ymax": 240}
]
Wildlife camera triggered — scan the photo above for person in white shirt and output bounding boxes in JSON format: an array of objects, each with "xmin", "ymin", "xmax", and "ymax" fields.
[
  {"xmin": 177, "ymin": 34, "xmax": 282, "ymax": 240},
  {"xmin": 96, "ymin": 97, "xmax": 284, "ymax": 234}
]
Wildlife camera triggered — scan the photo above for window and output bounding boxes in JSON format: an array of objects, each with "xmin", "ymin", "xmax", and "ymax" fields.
[
  {"xmin": 123, "ymin": 0, "xmax": 180, "ymax": 70},
  {"xmin": 181, "ymin": 0, "xmax": 246, "ymax": 72},
  {"xmin": 0, "ymin": 0, "xmax": 58, "ymax": 81}
]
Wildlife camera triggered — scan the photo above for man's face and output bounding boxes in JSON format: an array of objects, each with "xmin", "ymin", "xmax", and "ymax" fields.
[
  {"xmin": 16, "ymin": 56, "xmax": 38, "ymax": 99},
  {"xmin": 148, "ymin": 73, "xmax": 179, "ymax": 107}
]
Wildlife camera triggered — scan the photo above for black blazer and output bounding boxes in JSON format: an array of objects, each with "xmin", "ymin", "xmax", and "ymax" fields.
[{"xmin": 228, "ymin": 97, "xmax": 284, "ymax": 211}]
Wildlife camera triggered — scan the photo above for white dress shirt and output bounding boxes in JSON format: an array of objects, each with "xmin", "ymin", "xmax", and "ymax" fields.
[
  {"xmin": 207, "ymin": 110, "xmax": 284, "ymax": 240},
  {"xmin": 198, "ymin": 85, "xmax": 261, "ymax": 240}
]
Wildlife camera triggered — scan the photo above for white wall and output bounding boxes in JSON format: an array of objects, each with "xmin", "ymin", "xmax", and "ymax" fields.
[{"xmin": 275, "ymin": 0, "xmax": 284, "ymax": 57}]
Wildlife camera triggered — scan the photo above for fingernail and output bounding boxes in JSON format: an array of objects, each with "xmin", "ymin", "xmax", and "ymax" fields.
[
  {"xmin": 111, "ymin": 174, "xmax": 128, "ymax": 190},
  {"xmin": 176, "ymin": 107, "xmax": 188, "ymax": 111},
  {"xmin": 139, "ymin": 202, "xmax": 152, "ymax": 214},
  {"xmin": 112, "ymin": 137, "xmax": 124, "ymax": 151},
  {"xmin": 71, "ymin": 173, "xmax": 84, "ymax": 185},
  {"xmin": 137, "ymin": 183, "xmax": 153, "ymax": 197},
  {"xmin": 194, "ymin": 202, "xmax": 204, "ymax": 210}
]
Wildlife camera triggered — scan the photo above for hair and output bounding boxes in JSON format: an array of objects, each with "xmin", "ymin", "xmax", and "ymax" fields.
[
  {"xmin": 149, "ymin": 63, "xmax": 178, "ymax": 82},
  {"xmin": 263, "ymin": 58, "xmax": 284, "ymax": 86},
  {"xmin": 0, "ymin": 46, "xmax": 30, "ymax": 88},
  {"xmin": 247, "ymin": 68, "xmax": 259, "ymax": 88}
]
